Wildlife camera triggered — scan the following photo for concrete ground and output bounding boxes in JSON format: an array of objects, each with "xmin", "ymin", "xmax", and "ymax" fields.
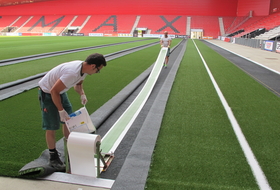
[
  {"xmin": 0, "ymin": 177, "xmax": 108, "ymax": 190},
  {"xmin": 208, "ymin": 39, "xmax": 280, "ymax": 73},
  {"xmin": 1, "ymin": 39, "xmax": 279, "ymax": 190}
]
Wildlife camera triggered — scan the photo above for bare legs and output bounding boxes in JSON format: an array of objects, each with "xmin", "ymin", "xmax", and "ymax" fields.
[
  {"xmin": 46, "ymin": 124, "xmax": 69, "ymax": 149},
  {"xmin": 165, "ymin": 56, "xmax": 169, "ymax": 65}
]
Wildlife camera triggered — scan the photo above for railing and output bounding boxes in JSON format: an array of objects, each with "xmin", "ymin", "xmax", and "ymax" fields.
[{"xmin": 225, "ymin": 11, "xmax": 252, "ymax": 35}]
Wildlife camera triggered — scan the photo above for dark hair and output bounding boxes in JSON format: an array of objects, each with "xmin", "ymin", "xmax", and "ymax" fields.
[{"xmin": 85, "ymin": 53, "xmax": 107, "ymax": 67}]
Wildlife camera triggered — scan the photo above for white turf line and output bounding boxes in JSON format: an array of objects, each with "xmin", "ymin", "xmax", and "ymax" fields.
[{"xmin": 192, "ymin": 40, "xmax": 272, "ymax": 190}]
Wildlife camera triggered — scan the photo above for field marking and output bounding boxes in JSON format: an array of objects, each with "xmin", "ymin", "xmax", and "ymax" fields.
[{"xmin": 192, "ymin": 40, "xmax": 272, "ymax": 190}]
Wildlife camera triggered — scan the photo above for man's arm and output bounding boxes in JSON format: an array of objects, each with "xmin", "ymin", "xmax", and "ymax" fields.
[
  {"xmin": 74, "ymin": 80, "xmax": 87, "ymax": 105},
  {"xmin": 160, "ymin": 39, "xmax": 163, "ymax": 47},
  {"xmin": 168, "ymin": 39, "xmax": 172, "ymax": 47},
  {"xmin": 74, "ymin": 80, "xmax": 85, "ymax": 95},
  {"xmin": 50, "ymin": 79, "xmax": 66, "ymax": 111}
]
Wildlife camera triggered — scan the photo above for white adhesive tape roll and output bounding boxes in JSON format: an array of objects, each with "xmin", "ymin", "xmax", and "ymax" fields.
[{"xmin": 67, "ymin": 132, "xmax": 101, "ymax": 177}]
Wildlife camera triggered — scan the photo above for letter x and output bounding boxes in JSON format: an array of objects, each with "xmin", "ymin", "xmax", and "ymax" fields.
[{"xmin": 156, "ymin": 16, "xmax": 181, "ymax": 33}]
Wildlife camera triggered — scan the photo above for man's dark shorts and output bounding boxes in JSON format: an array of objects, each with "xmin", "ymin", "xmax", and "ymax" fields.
[
  {"xmin": 38, "ymin": 89, "xmax": 72, "ymax": 130},
  {"xmin": 167, "ymin": 48, "xmax": 171, "ymax": 57}
]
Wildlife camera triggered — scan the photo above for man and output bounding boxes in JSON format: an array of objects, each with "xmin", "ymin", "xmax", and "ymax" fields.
[
  {"xmin": 38, "ymin": 53, "xmax": 106, "ymax": 171},
  {"xmin": 160, "ymin": 31, "xmax": 172, "ymax": 68}
]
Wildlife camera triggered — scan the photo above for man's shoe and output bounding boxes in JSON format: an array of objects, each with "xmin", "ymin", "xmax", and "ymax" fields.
[{"xmin": 49, "ymin": 151, "xmax": 66, "ymax": 172}]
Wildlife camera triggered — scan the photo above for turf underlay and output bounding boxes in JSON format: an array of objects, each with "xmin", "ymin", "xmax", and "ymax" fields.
[
  {"xmin": 0, "ymin": 37, "xmax": 180, "ymax": 177},
  {"xmin": 145, "ymin": 40, "xmax": 280, "ymax": 189}
]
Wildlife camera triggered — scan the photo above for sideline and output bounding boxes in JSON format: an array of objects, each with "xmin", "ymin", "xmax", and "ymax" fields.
[
  {"xmin": 206, "ymin": 40, "xmax": 280, "ymax": 75},
  {"xmin": 192, "ymin": 39, "xmax": 272, "ymax": 190}
]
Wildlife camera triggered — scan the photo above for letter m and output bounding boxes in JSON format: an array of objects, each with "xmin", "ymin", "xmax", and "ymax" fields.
[{"xmin": 28, "ymin": 16, "xmax": 65, "ymax": 31}]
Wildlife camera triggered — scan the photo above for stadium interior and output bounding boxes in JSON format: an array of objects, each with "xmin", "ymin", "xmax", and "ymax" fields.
[
  {"xmin": 1, "ymin": 1, "xmax": 280, "ymax": 190},
  {"xmin": 0, "ymin": 0, "xmax": 279, "ymax": 40}
]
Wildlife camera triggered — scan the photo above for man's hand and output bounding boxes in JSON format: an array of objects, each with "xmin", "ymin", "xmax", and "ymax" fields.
[
  {"xmin": 81, "ymin": 94, "xmax": 88, "ymax": 105},
  {"xmin": 59, "ymin": 109, "xmax": 70, "ymax": 122}
]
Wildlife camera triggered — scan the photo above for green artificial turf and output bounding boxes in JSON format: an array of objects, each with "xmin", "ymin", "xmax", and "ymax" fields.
[
  {"xmin": 0, "ymin": 38, "xmax": 159, "ymax": 84},
  {"xmin": 0, "ymin": 37, "xmax": 181, "ymax": 177},
  {"xmin": 194, "ymin": 40, "xmax": 280, "ymax": 189},
  {"xmin": 2, "ymin": 36, "xmax": 279, "ymax": 190},
  {"xmin": 146, "ymin": 40, "xmax": 280, "ymax": 189},
  {"xmin": 0, "ymin": 36, "xmax": 151, "ymax": 60}
]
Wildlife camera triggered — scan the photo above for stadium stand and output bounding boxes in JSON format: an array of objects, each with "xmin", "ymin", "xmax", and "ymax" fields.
[
  {"xmin": 70, "ymin": 15, "xmax": 88, "ymax": 26},
  {"xmin": 222, "ymin": 16, "xmax": 236, "ymax": 33},
  {"xmin": 16, "ymin": 15, "xmax": 74, "ymax": 35},
  {"xmin": 190, "ymin": 16, "xmax": 220, "ymax": 38},
  {"xmin": 0, "ymin": 15, "xmax": 19, "ymax": 32},
  {"xmin": 227, "ymin": 12, "xmax": 280, "ymax": 38},
  {"xmin": 137, "ymin": 15, "xmax": 187, "ymax": 35},
  {"xmin": 11, "ymin": 16, "xmax": 32, "ymax": 29},
  {"xmin": 0, "ymin": 0, "xmax": 278, "ymax": 39},
  {"xmin": 79, "ymin": 15, "xmax": 137, "ymax": 35},
  {"xmin": 226, "ymin": 16, "xmax": 263, "ymax": 37},
  {"xmin": 255, "ymin": 12, "xmax": 280, "ymax": 30},
  {"xmin": 2, "ymin": 13, "xmax": 278, "ymax": 39}
]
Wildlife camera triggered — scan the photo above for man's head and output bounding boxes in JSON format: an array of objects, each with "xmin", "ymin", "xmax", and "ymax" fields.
[
  {"xmin": 84, "ymin": 53, "xmax": 107, "ymax": 75},
  {"xmin": 164, "ymin": 31, "xmax": 168, "ymax": 37},
  {"xmin": 85, "ymin": 53, "xmax": 107, "ymax": 67}
]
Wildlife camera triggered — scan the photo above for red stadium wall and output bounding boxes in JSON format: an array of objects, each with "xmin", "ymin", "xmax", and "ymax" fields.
[
  {"xmin": 237, "ymin": 0, "xmax": 271, "ymax": 16},
  {"xmin": 0, "ymin": 0, "xmax": 238, "ymax": 16},
  {"xmin": 270, "ymin": 0, "xmax": 280, "ymax": 14}
]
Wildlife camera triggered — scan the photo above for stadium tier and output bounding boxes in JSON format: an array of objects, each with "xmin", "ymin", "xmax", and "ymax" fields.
[
  {"xmin": 0, "ymin": 15, "xmax": 18, "ymax": 32},
  {"xmin": 231, "ymin": 12, "xmax": 280, "ymax": 38},
  {"xmin": 79, "ymin": 15, "xmax": 137, "ymax": 35},
  {"xmin": 10, "ymin": 16, "xmax": 31, "ymax": 28},
  {"xmin": 16, "ymin": 15, "xmax": 74, "ymax": 35},
  {"xmin": 70, "ymin": 15, "xmax": 88, "ymax": 26},
  {"xmin": 189, "ymin": 16, "xmax": 220, "ymax": 37},
  {"xmin": 0, "ymin": 14, "xmax": 279, "ymax": 38},
  {"xmin": 137, "ymin": 15, "xmax": 187, "ymax": 35},
  {"xmin": 222, "ymin": 16, "xmax": 236, "ymax": 32}
]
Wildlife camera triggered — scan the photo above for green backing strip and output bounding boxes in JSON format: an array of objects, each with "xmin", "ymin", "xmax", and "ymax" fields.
[{"xmin": 100, "ymin": 48, "xmax": 167, "ymax": 153}]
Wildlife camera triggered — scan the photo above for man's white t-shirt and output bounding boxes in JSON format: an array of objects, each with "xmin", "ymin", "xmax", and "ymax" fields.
[
  {"xmin": 161, "ymin": 36, "xmax": 172, "ymax": 47},
  {"xmin": 39, "ymin": 60, "xmax": 87, "ymax": 94}
]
